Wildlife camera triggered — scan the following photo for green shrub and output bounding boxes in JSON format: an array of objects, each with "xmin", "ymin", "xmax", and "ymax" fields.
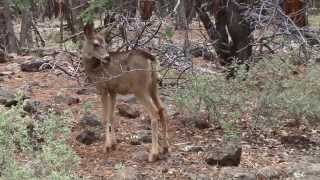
[
  {"xmin": 0, "ymin": 102, "xmax": 79, "ymax": 179},
  {"xmin": 175, "ymin": 55, "xmax": 320, "ymax": 138}
]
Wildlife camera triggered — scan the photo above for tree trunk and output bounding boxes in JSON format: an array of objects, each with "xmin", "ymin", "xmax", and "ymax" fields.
[
  {"xmin": 196, "ymin": 0, "xmax": 253, "ymax": 78},
  {"xmin": 0, "ymin": 0, "xmax": 18, "ymax": 53},
  {"xmin": 176, "ymin": 0, "xmax": 187, "ymax": 30},
  {"xmin": 20, "ymin": 9, "xmax": 34, "ymax": 48},
  {"xmin": 157, "ymin": 0, "xmax": 167, "ymax": 17},
  {"xmin": 282, "ymin": 0, "xmax": 307, "ymax": 27},
  {"xmin": 139, "ymin": 0, "xmax": 155, "ymax": 21}
]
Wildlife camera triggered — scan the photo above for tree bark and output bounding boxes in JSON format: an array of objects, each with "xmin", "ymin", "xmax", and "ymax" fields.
[
  {"xmin": 175, "ymin": 0, "xmax": 187, "ymax": 30},
  {"xmin": 196, "ymin": 0, "xmax": 253, "ymax": 77},
  {"xmin": 20, "ymin": 9, "xmax": 34, "ymax": 48},
  {"xmin": 282, "ymin": 0, "xmax": 308, "ymax": 27},
  {"xmin": 0, "ymin": 0, "xmax": 18, "ymax": 53}
]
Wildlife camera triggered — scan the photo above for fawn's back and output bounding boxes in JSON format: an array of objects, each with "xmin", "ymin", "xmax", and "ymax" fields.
[{"xmin": 81, "ymin": 24, "xmax": 159, "ymax": 95}]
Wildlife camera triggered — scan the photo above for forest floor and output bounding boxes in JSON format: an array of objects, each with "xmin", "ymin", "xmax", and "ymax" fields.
[
  {"xmin": 1, "ymin": 53, "xmax": 320, "ymax": 180},
  {"xmin": 1, "ymin": 17, "xmax": 320, "ymax": 179}
]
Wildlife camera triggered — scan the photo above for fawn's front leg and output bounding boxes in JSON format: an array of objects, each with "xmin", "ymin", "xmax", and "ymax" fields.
[{"xmin": 102, "ymin": 93, "xmax": 116, "ymax": 153}]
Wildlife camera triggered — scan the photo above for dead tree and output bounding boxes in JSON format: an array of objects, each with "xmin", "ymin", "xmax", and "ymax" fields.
[{"xmin": 196, "ymin": 0, "xmax": 253, "ymax": 77}]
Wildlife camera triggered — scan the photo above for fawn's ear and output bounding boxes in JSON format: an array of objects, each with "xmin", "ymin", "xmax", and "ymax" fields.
[{"xmin": 84, "ymin": 23, "xmax": 95, "ymax": 39}]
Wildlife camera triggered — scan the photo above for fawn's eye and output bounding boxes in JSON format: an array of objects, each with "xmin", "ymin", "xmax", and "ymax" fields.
[
  {"xmin": 93, "ymin": 43, "xmax": 100, "ymax": 48},
  {"xmin": 93, "ymin": 39, "xmax": 101, "ymax": 48}
]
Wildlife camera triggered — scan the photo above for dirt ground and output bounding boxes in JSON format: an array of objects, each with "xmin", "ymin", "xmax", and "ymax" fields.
[{"xmin": 1, "ymin": 53, "xmax": 319, "ymax": 179}]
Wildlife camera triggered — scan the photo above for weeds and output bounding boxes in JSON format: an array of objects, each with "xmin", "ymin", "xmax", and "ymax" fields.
[
  {"xmin": 175, "ymin": 55, "xmax": 320, "ymax": 139},
  {"xmin": 0, "ymin": 101, "xmax": 79, "ymax": 179}
]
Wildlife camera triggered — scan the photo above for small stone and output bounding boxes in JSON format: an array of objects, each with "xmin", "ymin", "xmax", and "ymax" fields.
[
  {"xmin": 0, "ymin": 87, "xmax": 17, "ymax": 107},
  {"xmin": 0, "ymin": 71, "xmax": 14, "ymax": 76},
  {"xmin": 183, "ymin": 145, "xmax": 204, "ymax": 152},
  {"xmin": 206, "ymin": 142, "xmax": 242, "ymax": 166},
  {"xmin": 256, "ymin": 166, "xmax": 282, "ymax": 179},
  {"xmin": 66, "ymin": 96, "xmax": 80, "ymax": 106},
  {"xmin": 0, "ymin": 49, "xmax": 6, "ymax": 63},
  {"xmin": 133, "ymin": 151, "xmax": 148, "ymax": 162},
  {"xmin": 220, "ymin": 167, "xmax": 256, "ymax": 180},
  {"xmin": 110, "ymin": 167, "xmax": 141, "ymax": 180},
  {"xmin": 23, "ymin": 99, "xmax": 41, "ymax": 113},
  {"xmin": 76, "ymin": 130, "xmax": 99, "ymax": 145},
  {"xmin": 280, "ymin": 134, "xmax": 314, "ymax": 148},
  {"xmin": 20, "ymin": 59, "xmax": 51, "ymax": 72},
  {"xmin": 76, "ymin": 88, "xmax": 91, "ymax": 95},
  {"xmin": 117, "ymin": 103, "xmax": 140, "ymax": 119},
  {"xmin": 129, "ymin": 137, "xmax": 141, "ymax": 145},
  {"xmin": 138, "ymin": 130, "xmax": 152, "ymax": 143},
  {"xmin": 80, "ymin": 114, "xmax": 101, "ymax": 127},
  {"xmin": 195, "ymin": 120, "xmax": 211, "ymax": 129},
  {"xmin": 54, "ymin": 95, "xmax": 80, "ymax": 105}
]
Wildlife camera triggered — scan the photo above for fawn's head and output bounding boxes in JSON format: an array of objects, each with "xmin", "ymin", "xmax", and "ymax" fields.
[{"xmin": 83, "ymin": 23, "xmax": 110, "ymax": 63}]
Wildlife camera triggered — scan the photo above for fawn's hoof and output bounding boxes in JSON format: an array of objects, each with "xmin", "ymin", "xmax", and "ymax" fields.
[
  {"xmin": 148, "ymin": 153, "xmax": 160, "ymax": 162},
  {"xmin": 103, "ymin": 143, "xmax": 116, "ymax": 153},
  {"xmin": 161, "ymin": 146, "xmax": 170, "ymax": 154}
]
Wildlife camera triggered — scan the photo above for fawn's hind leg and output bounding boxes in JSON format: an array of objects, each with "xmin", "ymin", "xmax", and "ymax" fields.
[
  {"xmin": 137, "ymin": 93, "xmax": 160, "ymax": 162},
  {"xmin": 150, "ymin": 83, "xmax": 169, "ymax": 153}
]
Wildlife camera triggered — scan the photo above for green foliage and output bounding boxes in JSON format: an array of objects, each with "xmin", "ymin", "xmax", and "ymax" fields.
[
  {"xmin": 175, "ymin": 55, "xmax": 320, "ymax": 138},
  {"xmin": 82, "ymin": 101, "xmax": 93, "ymax": 114},
  {"xmin": 12, "ymin": 0, "xmax": 46, "ymax": 11},
  {"xmin": 0, "ymin": 102, "xmax": 79, "ymax": 179},
  {"xmin": 81, "ymin": 0, "xmax": 113, "ymax": 24},
  {"xmin": 163, "ymin": 26, "xmax": 175, "ymax": 41},
  {"xmin": 12, "ymin": 0, "xmax": 32, "ymax": 10}
]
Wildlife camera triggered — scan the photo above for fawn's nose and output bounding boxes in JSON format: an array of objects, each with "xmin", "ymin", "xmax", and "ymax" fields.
[{"xmin": 102, "ymin": 54, "xmax": 110, "ymax": 62}]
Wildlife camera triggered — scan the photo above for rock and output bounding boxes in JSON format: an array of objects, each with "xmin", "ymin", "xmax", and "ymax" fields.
[
  {"xmin": 194, "ymin": 120, "xmax": 211, "ymax": 129},
  {"xmin": 129, "ymin": 131, "xmax": 151, "ymax": 145},
  {"xmin": 0, "ymin": 71, "xmax": 14, "ymax": 76},
  {"xmin": 80, "ymin": 114, "xmax": 102, "ymax": 127},
  {"xmin": 110, "ymin": 167, "xmax": 141, "ymax": 180},
  {"xmin": 206, "ymin": 142, "xmax": 242, "ymax": 166},
  {"xmin": 286, "ymin": 162, "xmax": 320, "ymax": 180},
  {"xmin": 184, "ymin": 173, "xmax": 211, "ymax": 180},
  {"xmin": 280, "ymin": 134, "xmax": 314, "ymax": 148},
  {"xmin": 256, "ymin": 166, "xmax": 282, "ymax": 179},
  {"xmin": 138, "ymin": 130, "xmax": 152, "ymax": 143},
  {"xmin": 54, "ymin": 95, "xmax": 80, "ymax": 105},
  {"xmin": 117, "ymin": 103, "xmax": 140, "ymax": 119},
  {"xmin": 133, "ymin": 151, "xmax": 148, "ymax": 162},
  {"xmin": 183, "ymin": 145, "xmax": 204, "ymax": 152},
  {"xmin": 118, "ymin": 95, "xmax": 137, "ymax": 104},
  {"xmin": 76, "ymin": 88, "xmax": 91, "ymax": 95},
  {"xmin": 66, "ymin": 96, "xmax": 80, "ymax": 106},
  {"xmin": 23, "ymin": 99, "xmax": 41, "ymax": 113},
  {"xmin": 129, "ymin": 137, "xmax": 141, "ymax": 145},
  {"xmin": 0, "ymin": 49, "xmax": 6, "ymax": 63},
  {"xmin": 190, "ymin": 47, "xmax": 215, "ymax": 61},
  {"xmin": 76, "ymin": 130, "xmax": 99, "ymax": 145},
  {"xmin": 6, "ymin": 63, "xmax": 20, "ymax": 72},
  {"xmin": 20, "ymin": 59, "xmax": 51, "ymax": 72},
  {"xmin": 0, "ymin": 87, "xmax": 18, "ymax": 107},
  {"xmin": 220, "ymin": 167, "xmax": 256, "ymax": 180}
]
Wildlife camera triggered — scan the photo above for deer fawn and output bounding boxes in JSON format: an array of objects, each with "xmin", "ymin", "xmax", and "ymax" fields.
[{"xmin": 82, "ymin": 23, "xmax": 169, "ymax": 162}]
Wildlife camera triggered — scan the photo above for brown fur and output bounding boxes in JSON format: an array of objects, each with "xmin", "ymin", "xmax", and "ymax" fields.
[{"xmin": 82, "ymin": 23, "xmax": 169, "ymax": 162}]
